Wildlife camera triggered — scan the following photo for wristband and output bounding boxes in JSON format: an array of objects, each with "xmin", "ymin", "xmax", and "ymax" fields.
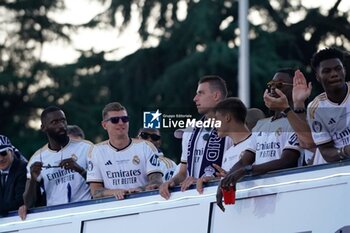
[
  {"xmin": 337, "ymin": 148, "xmax": 344, "ymax": 160},
  {"xmin": 338, "ymin": 146, "xmax": 348, "ymax": 161},
  {"xmin": 281, "ymin": 107, "xmax": 291, "ymax": 117},
  {"xmin": 294, "ymin": 108, "xmax": 306, "ymax": 114}
]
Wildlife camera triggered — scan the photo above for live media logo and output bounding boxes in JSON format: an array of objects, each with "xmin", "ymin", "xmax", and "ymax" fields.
[{"xmin": 143, "ymin": 109, "xmax": 221, "ymax": 129}]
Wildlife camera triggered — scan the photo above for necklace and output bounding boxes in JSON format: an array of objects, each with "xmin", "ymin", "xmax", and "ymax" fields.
[{"xmin": 40, "ymin": 146, "xmax": 64, "ymax": 168}]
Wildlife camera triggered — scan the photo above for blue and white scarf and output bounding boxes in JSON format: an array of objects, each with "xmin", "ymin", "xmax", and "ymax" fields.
[{"xmin": 186, "ymin": 118, "xmax": 225, "ymax": 177}]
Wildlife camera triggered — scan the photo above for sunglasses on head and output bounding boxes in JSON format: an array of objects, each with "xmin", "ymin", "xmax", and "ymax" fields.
[
  {"xmin": 267, "ymin": 81, "xmax": 293, "ymax": 89},
  {"xmin": 139, "ymin": 132, "xmax": 161, "ymax": 141},
  {"xmin": 0, "ymin": 149, "xmax": 9, "ymax": 157},
  {"xmin": 104, "ymin": 116, "xmax": 129, "ymax": 124}
]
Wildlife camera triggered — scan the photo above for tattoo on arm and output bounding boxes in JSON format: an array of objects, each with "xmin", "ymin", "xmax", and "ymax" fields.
[{"xmin": 93, "ymin": 188, "xmax": 106, "ymax": 198}]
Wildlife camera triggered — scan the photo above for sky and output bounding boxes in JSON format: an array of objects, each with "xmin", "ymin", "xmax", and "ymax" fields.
[
  {"xmin": 40, "ymin": 0, "xmax": 350, "ymax": 65},
  {"xmin": 41, "ymin": 0, "xmax": 142, "ymax": 65},
  {"xmin": 41, "ymin": 0, "xmax": 187, "ymax": 65}
]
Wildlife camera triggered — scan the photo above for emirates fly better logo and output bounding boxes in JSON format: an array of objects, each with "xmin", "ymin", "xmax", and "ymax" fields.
[{"xmin": 143, "ymin": 109, "xmax": 221, "ymax": 129}]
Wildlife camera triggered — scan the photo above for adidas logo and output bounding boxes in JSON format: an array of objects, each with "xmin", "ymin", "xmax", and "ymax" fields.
[
  {"xmin": 105, "ymin": 160, "xmax": 113, "ymax": 165},
  {"xmin": 328, "ymin": 118, "xmax": 336, "ymax": 125}
]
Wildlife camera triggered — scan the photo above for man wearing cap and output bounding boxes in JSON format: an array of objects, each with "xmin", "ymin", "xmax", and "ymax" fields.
[{"xmin": 0, "ymin": 135, "xmax": 27, "ymax": 216}]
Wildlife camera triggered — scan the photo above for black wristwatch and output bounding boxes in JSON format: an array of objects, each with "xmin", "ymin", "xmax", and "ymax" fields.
[
  {"xmin": 244, "ymin": 165, "xmax": 253, "ymax": 175},
  {"xmin": 281, "ymin": 107, "xmax": 291, "ymax": 117}
]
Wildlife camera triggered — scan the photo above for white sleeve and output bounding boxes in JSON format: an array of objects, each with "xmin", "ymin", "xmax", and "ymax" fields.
[
  {"xmin": 77, "ymin": 143, "xmax": 92, "ymax": 170},
  {"xmin": 180, "ymin": 132, "xmax": 191, "ymax": 163},
  {"xmin": 246, "ymin": 131, "xmax": 258, "ymax": 153},
  {"xmin": 224, "ymin": 137, "xmax": 233, "ymax": 150},
  {"xmin": 145, "ymin": 144, "xmax": 163, "ymax": 175},
  {"xmin": 26, "ymin": 153, "xmax": 41, "ymax": 180},
  {"xmin": 26, "ymin": 158, "xmax": 33, "ymax": 180},
  {"xmin": 86, "ymin": 146, "xmax": 103, "ymax": 183},
  {"xmin": 283, "ymin": 132, "xmax": 302, "ymax": 152},
  {"xmin": 307, "ymin": 104, "xmax": 331, "ymax": 145}
]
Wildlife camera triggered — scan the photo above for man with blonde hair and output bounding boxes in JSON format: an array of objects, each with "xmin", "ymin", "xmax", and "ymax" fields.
[{"xmin": 87, "ymin": 102, "xmax": 163, "ymax": 199}]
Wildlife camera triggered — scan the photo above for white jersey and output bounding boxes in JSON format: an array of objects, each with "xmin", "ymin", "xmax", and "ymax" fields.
[
  {"xmin": 221, "ymin": 135, "xmax": 252, "ymax": 172},
  {"xmin": 180, "ymin": 128, "xmax": 233, "ymax": 178},
  {"xmin": 307, "ymin": 83, "xmax": 350, "ymax": 149},
  {"xmin": 247, "ymin": 117, "xmax": 302, "ymax": 165},
  {"xmin": 87, "ymin": 139, "xmax": 162, "ymax": 190},
  {"xmin": 158, "ymin": 153, "xmax": 177, "ymax": 181},
  {"xmin": 27, "ymin": 139, "xmax": 93, "ymax": 206}
]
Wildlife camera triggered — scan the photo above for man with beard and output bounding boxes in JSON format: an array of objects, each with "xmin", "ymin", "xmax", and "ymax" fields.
[{"xmin": 19, "ymin": 106, "xmax": 93, "ymax": 220}]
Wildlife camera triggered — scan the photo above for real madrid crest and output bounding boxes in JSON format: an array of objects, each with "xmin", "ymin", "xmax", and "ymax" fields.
[
  {"xmin": 132, "ymin": 155, "xmax": 140, "ymax": 165},
  {"xmin": 204, "ymin": 165, "xmax": 215, "ymax": 177},
  {"xmin": 275, "ymin": 127, "xmax": 282, "ymax": 137},
  {"xmin": 71, "ymin": 154, "xmax": 78, "ymax": 161}
]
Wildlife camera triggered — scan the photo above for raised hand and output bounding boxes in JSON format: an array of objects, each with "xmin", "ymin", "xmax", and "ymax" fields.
[{"xmin": 293, "ymin": 69, "xmax": 312, "ymax": 108}]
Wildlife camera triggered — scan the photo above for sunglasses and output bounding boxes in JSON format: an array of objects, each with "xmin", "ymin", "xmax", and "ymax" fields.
[
  {"xmin": 139, "ymin": 132, "xmax": 161, "ymax": 141},
  {"xmin": 0, "ymin": 149, "xmax": 9, "ymax": 157},
  {"xmin": 104, "ymin": 116, "xmax": 129, "ymax": 124},
  {"xmin": 267, "ymin": 81, "xmax": 293, "ymax": 89}
]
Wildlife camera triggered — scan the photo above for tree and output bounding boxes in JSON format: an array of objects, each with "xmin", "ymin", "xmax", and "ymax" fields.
[{"xmin": 1, "ymin": 0, "xmax": 350, "ymax": 159}]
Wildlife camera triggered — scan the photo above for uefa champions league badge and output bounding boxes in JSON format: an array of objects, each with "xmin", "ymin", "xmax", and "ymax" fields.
[
  {"xmin": 143, "ymin": 109, "xmax": 162, "ymax": 128},
  {"xmin": 312, "ymin": 121, "xmax": 322, "ymax": 133}
]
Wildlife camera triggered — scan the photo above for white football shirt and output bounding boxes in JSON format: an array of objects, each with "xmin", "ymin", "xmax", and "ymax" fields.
[
  {"xmin": 221, "ymin": 135, "xmax": 252, "ymax": 172},
  {"xmin": 158, "ymin": 153, "xmax": 177, "ymax": 181},
  {"xmin": 27, "ymin": 139, "xmax": 93, "ymax": 206},
  {"xmin": 87, "ymin": 139, "xmax": 162, "ymax": 190},
  {"xmin": 247, "ymin": 117, "xmax": 302, "ymax": 165},
  {"xmin": 307, "ymin": 83, "xmax": 350, "ymax": 149}
]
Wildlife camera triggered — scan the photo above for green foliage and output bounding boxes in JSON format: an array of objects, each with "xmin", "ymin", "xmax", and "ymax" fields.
[{"xmin": 1, "ymin": 0, "xmax": 350, "ymax": 160}]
